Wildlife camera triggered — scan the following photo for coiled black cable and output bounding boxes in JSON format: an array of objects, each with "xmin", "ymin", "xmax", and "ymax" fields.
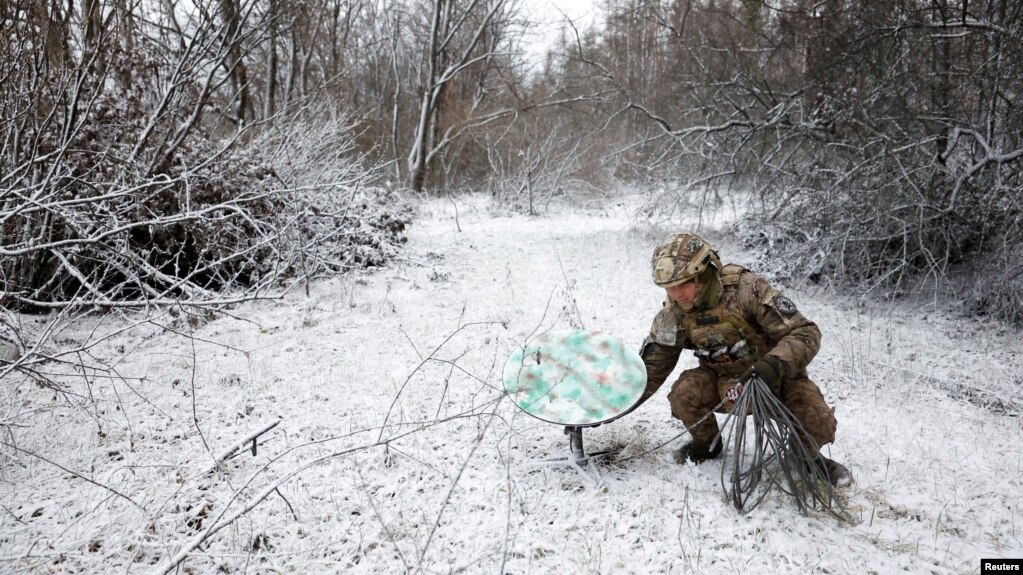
[{"xmin": 719, "ymin": 376, "xmax": 851, "ymax": 520}]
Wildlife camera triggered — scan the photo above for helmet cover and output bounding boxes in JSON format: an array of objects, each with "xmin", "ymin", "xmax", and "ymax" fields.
[{"xmin": 651, "ymin": 233, "xmax": 721, "ymax": 287}]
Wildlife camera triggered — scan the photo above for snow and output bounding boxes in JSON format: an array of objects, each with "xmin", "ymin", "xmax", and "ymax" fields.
[{"xmin": 1, "ymin": 192, "xmax": 1021, "ymax": 574}]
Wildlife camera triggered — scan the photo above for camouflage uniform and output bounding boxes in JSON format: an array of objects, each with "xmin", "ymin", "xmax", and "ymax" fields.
[{"xmin": 641, "ymin": 244, "xmax": 837, "ymax": 452}]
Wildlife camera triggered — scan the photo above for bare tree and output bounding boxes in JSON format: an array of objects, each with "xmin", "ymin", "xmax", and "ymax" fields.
[
  {"xmin": 547, "ymin": 0, "xmax": 1023, "ymax": 320},
  {"xmin": 406, "ymin": 0, "xmax": 519, "ymax": 192}
]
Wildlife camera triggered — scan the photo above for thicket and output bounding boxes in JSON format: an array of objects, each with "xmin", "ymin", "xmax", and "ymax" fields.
[
  {"xmin": 0, "ymin": 2, "xmax": 411, "ymax": 368},
  {"xmin": 3, "ymin": 0, "xmax": 1022, "ymax": 335},
  {"xmin": 561, "ymin": 0, "xmax": 1023, "ymax": 322}
]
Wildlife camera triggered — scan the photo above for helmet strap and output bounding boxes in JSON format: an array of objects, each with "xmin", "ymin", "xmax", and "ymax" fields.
[{"xmin": 694, "ymin": 267, "xmax": 722, "ymax": 309}]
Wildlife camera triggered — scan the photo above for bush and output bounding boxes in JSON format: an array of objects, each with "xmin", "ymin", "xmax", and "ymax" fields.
[{"xmin": 0, "ymin": 43, "xmax": 411, "ymax": 311}]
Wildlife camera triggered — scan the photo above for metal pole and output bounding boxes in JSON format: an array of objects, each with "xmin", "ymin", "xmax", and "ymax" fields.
[{"xmin": 565, "ymin": 426, "xmax": 586, "ymax": 466}]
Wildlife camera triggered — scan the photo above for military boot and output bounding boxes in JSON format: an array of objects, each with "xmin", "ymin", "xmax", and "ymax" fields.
[
  {"xmin": 817, "ymin": 457, "xmax": 853, "ymax": 487},
  {"xmin": 673, "ymin": 440, "xmax": 722, "ymax": 465}
]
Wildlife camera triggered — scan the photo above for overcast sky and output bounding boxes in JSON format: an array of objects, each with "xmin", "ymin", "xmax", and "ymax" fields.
[{"xmin": 521, "ymin": 0, "xmax": 601, "ymax": 61}]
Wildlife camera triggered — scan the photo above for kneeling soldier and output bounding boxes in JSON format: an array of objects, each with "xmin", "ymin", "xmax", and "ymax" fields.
[{"xmin": 639, "ymin": 232, "xmax": 851, "ymax": 486}]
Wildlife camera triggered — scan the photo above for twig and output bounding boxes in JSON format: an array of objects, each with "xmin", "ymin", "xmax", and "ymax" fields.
[
  {"xmin": 356, "ymin": 462, "xmax": 410, "ymax": 570},
  {"xmin": 435, "ymin": 349, "xmax": 468, "ymax": 418},
  {"xmin": 211, "ymin": 419, "xmax": 283, "ymax": 469},
  {"xmin": 416, "ymin": 396, "xmax": 504, "ymax": 572},
  {"xmin": 448, "ymin": 196, "xmax": 462, "ymax": 232},
  {"xmin": 551, "ymin": 238, "xmax": 585, "ymax": 329},
  {"xmin": 275, "ymin": 487, "xmax": 298, "ymax": 521},
  {"xmin": 190, "ymin": 337, "xmax": 212, "ymax": 457},
  {"xmin": 377, "ymin": 321, "xmax": 505, "ymax": 442},
  {"xmin": 149, "ymin": 407, "xmax": 497, "ymax": 575},
  {"xmin": 1, "ymin": 442, "xmax": 147, "ymax": 512}
]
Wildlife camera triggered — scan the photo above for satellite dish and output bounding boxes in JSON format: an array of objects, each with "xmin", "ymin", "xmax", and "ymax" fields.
[{"xmin": 503, "ymin": 329, "xmax": 647, "ymax": 470}]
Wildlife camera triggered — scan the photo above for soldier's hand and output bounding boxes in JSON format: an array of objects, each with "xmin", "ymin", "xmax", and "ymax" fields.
[{"xmin": 741, "ymin": 356, "xmax": 782, "ymax": 395}]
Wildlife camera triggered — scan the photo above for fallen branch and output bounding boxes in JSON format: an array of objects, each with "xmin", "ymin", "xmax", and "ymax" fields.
[
  {"xmin": 211, "ymin": 418, "xmax": 283, "ymax": 470},
  {"xmin": 149, "ymin": 403, "xmax": 500, "ymax": 575}
]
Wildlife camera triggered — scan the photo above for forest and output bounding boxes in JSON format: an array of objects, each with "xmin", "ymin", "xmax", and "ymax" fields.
[
  {"xmin": 2, "ymin": 1, "xmax": 1022, "ymax": 573},
  {"xmin": 3, "ymin": 1, "xmax": 1021, "ymax": 321}
]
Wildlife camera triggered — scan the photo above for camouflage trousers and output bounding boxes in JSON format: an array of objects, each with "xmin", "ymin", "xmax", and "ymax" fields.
[{"xmin": 667, "ymin": 365, "xmax": 837, "ymax": 450}]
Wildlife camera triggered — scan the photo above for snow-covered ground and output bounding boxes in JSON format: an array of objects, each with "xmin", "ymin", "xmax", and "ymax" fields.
[{"xmin": 2, "ymin": 193, "xmax": 1021, "ymax": 574}]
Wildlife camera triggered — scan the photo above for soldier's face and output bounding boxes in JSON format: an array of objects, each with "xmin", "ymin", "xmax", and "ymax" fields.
[{"xmin": 666, "ymin": 280, "xmax": 700, "ymax": 311}]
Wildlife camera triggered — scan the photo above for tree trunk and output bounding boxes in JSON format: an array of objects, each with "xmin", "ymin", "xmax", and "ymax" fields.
[
  {"xmin": 930, "ymin": 0, "xmax": 952, "ymax": 168},
  {"xmin": 408, "ymin": 0, "xmax": 444, "ymax": 193},
  {"xmin": 219, "ymin": 0, "xmax": 250, "ymax": 124},
  {"xmin": 264, "ymin": 0, "xmax": 279, "ymax": 119}
]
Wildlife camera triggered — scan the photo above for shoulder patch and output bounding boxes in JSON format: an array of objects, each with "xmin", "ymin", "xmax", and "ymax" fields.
[{"xmin": 773, "ymin": 295, "xmax": 797, "ymax": 316}]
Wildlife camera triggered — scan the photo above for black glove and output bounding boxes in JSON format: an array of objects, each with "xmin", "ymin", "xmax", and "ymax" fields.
[{"xmin": 742, "ymin": 355, "xmax": 782, "ymax": 395}]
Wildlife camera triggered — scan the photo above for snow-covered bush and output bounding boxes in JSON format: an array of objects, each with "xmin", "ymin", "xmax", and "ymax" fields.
[
  {"xmin": 734, "ymin": 136, "xmax": 1023, "ymax": 324},
  {"xmin": 0, "ymin": 33, "xmax": 409, "ymax": 312},
  {"xmin": 0, "ymin": 14, "xmax": 412, "ymax": 384},
  {"xmin": 473, "ymin": 112, "xmax": 609, "ymax": 215},
  {"xmin": 626, "ymin": 3, "xmax": 1023, "ymax": 324}
]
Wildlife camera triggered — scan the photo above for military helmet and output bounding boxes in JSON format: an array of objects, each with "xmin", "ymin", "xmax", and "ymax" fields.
[{"xmin": 651, "ymin": 233, "xmax": 721, "ymax": 287}]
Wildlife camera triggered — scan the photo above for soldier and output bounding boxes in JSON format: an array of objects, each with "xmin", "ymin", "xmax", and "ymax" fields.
[{"xmin": 639, "ymin": 232, "xmax": 852, "ymax": 486}]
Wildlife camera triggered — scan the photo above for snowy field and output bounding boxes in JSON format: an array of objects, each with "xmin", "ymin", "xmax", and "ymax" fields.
[{"xmin": 2, "ymin": 192, "xmax": 1022, "ymax": 574}]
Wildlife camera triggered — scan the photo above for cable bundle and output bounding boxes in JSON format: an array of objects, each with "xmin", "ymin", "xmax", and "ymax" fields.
[{"xmin": 719, "ymin": 376, "xmax": 850, "ymax": 520}]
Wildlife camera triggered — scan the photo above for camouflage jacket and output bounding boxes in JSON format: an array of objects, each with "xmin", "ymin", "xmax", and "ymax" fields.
[{"xmin": 639, "ymin": 264, "xmax": 821, "ymax": 402}]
